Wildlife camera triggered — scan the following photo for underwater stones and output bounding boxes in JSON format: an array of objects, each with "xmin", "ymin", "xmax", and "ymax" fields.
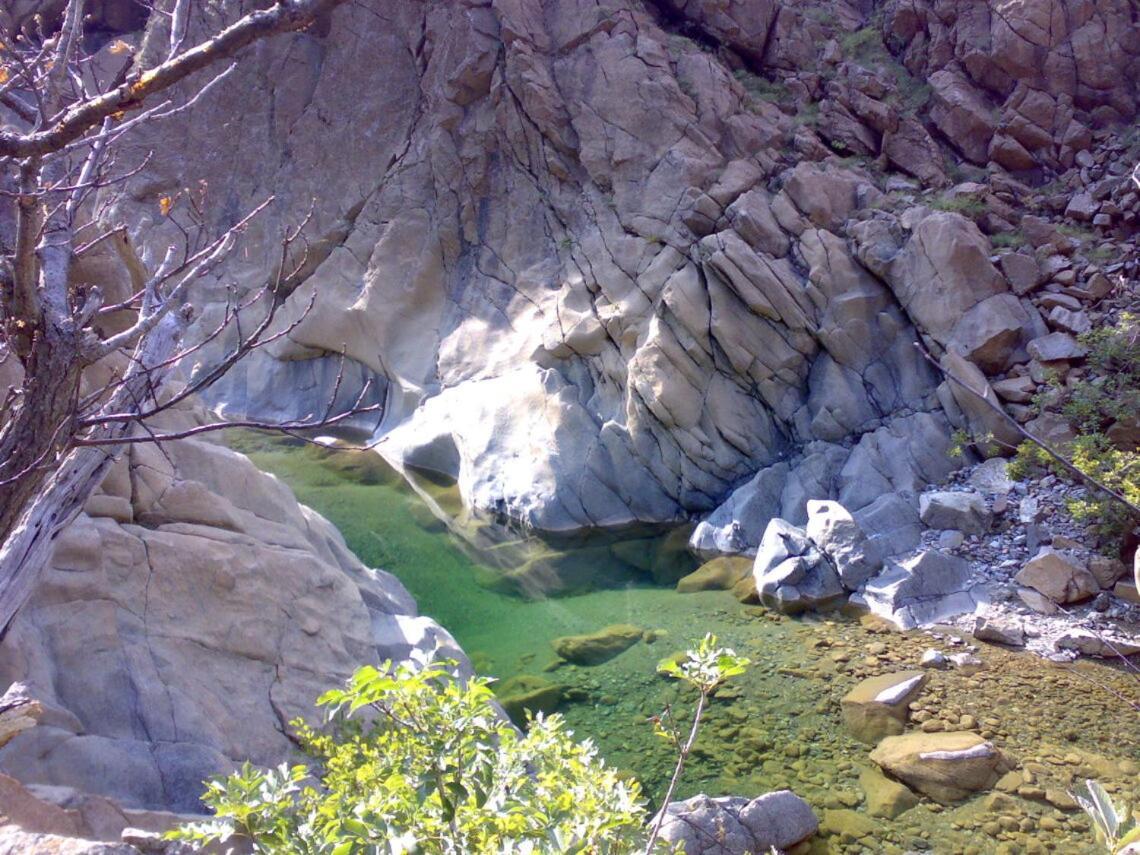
[
  {"xmin": 656, "ymin": 790, "xmax": 818, "ymax": 855},
  {"xmin": 805, "ymin": 500, "xmax": 882, "ymax": 588},
  {"xmin": 550, "ymin": 624, "xmax": 644, "ymax": 666},
  {"xmin": 1015, "ymin": 548, "xmax": 1099, "ymax": 604},
  {"xmin": 841, "ymin": 671, "xmax": 927, "ymax": 744},
  {"xmin": 861, "ymin": 550, "xmax": 982, "ymax": 629},
  {"xmin": 753, "ymin": 519, "xmax": 843, "ymax": 614},
  {"xmin": 676, "ymin": 556, "xmax": 754, "ymax": 593},
  {"xmin": 870, "ymin": 732, "xmax": 1012, "ymax": 803},
  {"xmin": 919, "ymin": 491, "xmax": 991, "ymax": 536},
  {"xmin": 495, "ymin": 675, "xmax": 564, "ymax": 725},
  {"xmin": 859, "ymin": 766, "xmax": 919, "ymax": 819},
  {"xmin": 819, "ymin": 808, "xmax": 878, "ymax": 847}
]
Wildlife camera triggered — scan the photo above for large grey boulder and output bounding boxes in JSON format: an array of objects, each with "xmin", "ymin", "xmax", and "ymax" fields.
[
  {"xmin": 753, "ymin": 519, "xmax": 844, "ymax": 613},
  {"xmin": 853, "ymin": 494, "xmax": 923, "ymax": 558},
  {"xmin": 0, "ymin": 429, "xmax": 461, "ymax": 814},
  {"xmin": 919, "ymin": 491, "xmax": 992, "ymax": 535},
  {"xmin": 861, "ymin": 550, "xmax": 983, "ymax": 629},
  {"xmin": 805, "ymin": 500, "xmax": 882, "ymax": 588},
  {"xmin": 656, "ymin": 790, "xmax": 818, "ymax": 855}
]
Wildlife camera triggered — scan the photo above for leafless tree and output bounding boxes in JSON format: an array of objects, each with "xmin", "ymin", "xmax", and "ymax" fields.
[{"xmin": 0, "ymin": 0, "xmax": 369, "ymax": 634}]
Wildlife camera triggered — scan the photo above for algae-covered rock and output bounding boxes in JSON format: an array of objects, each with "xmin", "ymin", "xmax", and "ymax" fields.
[
  {"xmin": 870, "ymin": 731, "xmax": 1012, "ymax": 803},
  {"xmin": 859, "ymin": 766, "xmax": 919, "ymax": 819},
  {"xmin": 677, "ymin": 556, "xmax": 753, "ymax": 593},
  {"xmin": 841, "ymin": 671, "xmax": 927, "ymax": 744},
  {"xmin": 819, "ymin": 808, "xmax": 878, "ymax": 846},
  {"xmin": 496, "ymin": 675, "xmax": 565, "ymax": 725},
  {"xmin": 551, "ymin": 624, "xmax": 644, "ymax": 665}
]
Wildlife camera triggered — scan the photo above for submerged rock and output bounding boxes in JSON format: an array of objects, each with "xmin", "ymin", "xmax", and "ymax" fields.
[
  {"xmin": 841, "ymin": 671, "xmax": 927, "ymax": 744},
  {"xmin": 870, "ymin": 732, "xmax": 1013, "ymax": 803},
  {"xmin": 550, "ymin": 624, "xmax": 644, "ymax": 666},
  {"xmin": 495, "ymin": 675, "xmax": 565, "ymax": 725},
  {"xmin": 656, "ymin": 790, "xmax": 818, "ymax": 855},
  {"xmin": 859, "ymin": 766, "xmax": 920, "ymax": 819},
  {"xmin": 676, "ymin": 556, "xmax": 753, "ymax": 593}
]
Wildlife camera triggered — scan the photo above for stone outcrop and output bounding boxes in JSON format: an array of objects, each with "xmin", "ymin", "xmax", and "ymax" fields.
[
  {"xmin": 0, "ymin": 430, "xmax": 462, "ymax": 814},
  {"xmin": 860, "ymin": 549, "xmax": 985, "ymax": 629}
]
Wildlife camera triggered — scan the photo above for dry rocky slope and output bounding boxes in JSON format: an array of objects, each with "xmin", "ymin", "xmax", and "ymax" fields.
[
  {"xmin": 103, "ymin": 0, "xmax": 1138, "ymax": 543},
  {"xmin": 2, "ymin": 0, "xmax": 1140, "ymax": 849}
]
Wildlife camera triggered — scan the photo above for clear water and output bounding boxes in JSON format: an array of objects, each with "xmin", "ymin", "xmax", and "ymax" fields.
[{"xmin": 233, "ymin": 432, "xmax": 1139, "ymax": 854}]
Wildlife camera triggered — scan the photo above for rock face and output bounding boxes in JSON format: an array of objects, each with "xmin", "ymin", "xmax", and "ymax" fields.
[
  {"xmin": 0, "ymin": 433, "xmax": 462, "ymax": 814},
  {"xmin": 870, "ymin": 732, "xmax": 1013, "ymax": 803},
  {"xmin": 655, "ymin": 790, "xmax": 818, "ymax": 855},
  {"xmin": 95, "ymin": 0, "xmax": 1127, "ymax": 543}
]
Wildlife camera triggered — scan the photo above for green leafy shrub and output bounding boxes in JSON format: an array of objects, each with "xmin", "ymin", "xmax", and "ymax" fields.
[
  {"xmin": 991, "ymin": 231, "xmax": 1026, "ymax": 249},
  {"xmin": 172, "ymin": 660, "xmax": 651, "ymax": 854},
  {"xmin": 1009, "ymin": 314, "xmax": 1140, "ymax": 545}
]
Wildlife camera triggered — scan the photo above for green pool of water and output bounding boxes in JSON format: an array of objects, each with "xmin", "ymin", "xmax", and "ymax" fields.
[{"xmin": 232, "ymin": 432, "xmax": 1139, "ymax": 854}]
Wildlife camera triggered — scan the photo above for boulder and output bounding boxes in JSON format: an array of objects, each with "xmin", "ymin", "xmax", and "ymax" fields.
[
  {"xmin": 1015, "ymin": 548, "xmax": 1100, "ymax": 603},
  {"xmin": 999, "ymin": 253, "xmax": 1043, "ymax": 296},
  {"xmin": 550, "ymin": 624, "xmax": 643, "ymax": 666},
  {"xmin": 853, "ymin": 494, "xmax": 923, "ymax": 558},
  {"xmin": 949, "ymin": 293, "xmax": 1032, "ymax": 372},
  {"xmin": 861, "ymin": 550, "xmax": 982, "ymax": 629},
  {"xmin": 676, "ymin": 556, "xmax": 754, "ymax": 593},
  {"xmin": 973, "ymin": 616, "xmax": 1026, "ymax": 648},
  {"xmin": 859, "ymin": 766, "xmax": 919, "ymax": 819},
  {"xmin": 1026, "ymin": 332, "xmax": 1086, "ymax": 363},
  {"xmin": 753, "ymin": 519, "xmax": 843, "ymax": 614},
  {"xmin": 928, "ymin": 70, "xmax": 996, "ymax": 164},
  {"xmin": 805, "ymin": 500, "xmax": 882, "ymax": 589},
  {"xmin": 870, "ymin": 731, "xmax": 1012, "ymax": 803},
  {"xmin": 918, "ymin": 491, "xmax": 991, "ymax": 535},
  {"xmin": 1054, "ymin": 631, "xmax": 1140, "ymax": 659},
  {"xmin": 840, "ymin": 671, "xmax": 927, "ymax": 744},
  {"xmin": 655, "ymin": 791, "xmax": 818, "ymax": 855}
]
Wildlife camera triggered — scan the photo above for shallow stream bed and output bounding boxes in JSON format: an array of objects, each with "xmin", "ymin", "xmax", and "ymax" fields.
[{"xmin": 233, "ymin": 433, "xmax": 1139, "ymax": 854}]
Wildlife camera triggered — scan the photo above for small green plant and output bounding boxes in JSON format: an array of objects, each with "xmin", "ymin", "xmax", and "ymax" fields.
[
  {"xmin": 1072, "ymin": 779, "xmax": 1140, "ymax": 854},
  {"xmin": 643, "ymin": 634, "xmax": 750, "ymax": 854},
  {"xmin": 172, "ymin": 660, "xmax": 651, "ymax": 854},
  {"xmin": 991, "ymin": 231, "xmax": 1027, "ymax": 249},
  {"xmin": 929, "ymin": 193, "xmax": 986, "ymax": 217},
  {"xmin": 733, "ymin": 69, "xmax": 789, "ymax": 105}
]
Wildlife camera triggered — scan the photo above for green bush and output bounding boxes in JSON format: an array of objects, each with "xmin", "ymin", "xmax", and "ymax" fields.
[
  {"xmin": 1010, "ymin": 313, "xmax": 1140, "ymax": 545},
  {"xmin": 171, "ymin": 660, "xmax": 650, "ymax": 854}
]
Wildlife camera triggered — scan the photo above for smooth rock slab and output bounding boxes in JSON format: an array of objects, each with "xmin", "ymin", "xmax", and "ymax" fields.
[
  {"xmin": 841, "ymin": 670, "xmax": 927, "ymax": 744},
  {"xmin": 870, "ymin": 732, "xmax": 1012, "ymax": 803},
  {"xmin": 861, "ymin": 550, "xmax": 984, "ymax": 629},
  {"xmin": 676, "ymin": 556, "xmax": 753, "ymax": 593},
  {"xmin": 656, "ymin": 790, "xmax": 818, "ymax": 855}
]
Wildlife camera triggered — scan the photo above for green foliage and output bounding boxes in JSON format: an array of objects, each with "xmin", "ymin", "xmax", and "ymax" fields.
[
  {"xmin": 733, "ymin": 69, "xmax": 789, "ymax": 105},
  {"xmin": 928, "ymin": 193, "xmax": 986, "ymax": 217},
  {"xmin": 1073, "ymin": 779, "xmax": 1140, "ymax": 854},
  {"xmin": 839, "ymin": 27, "xmax": 884, "ymax": 63},
  {"xmin": 991, "ymin": 231, "xmax": 1026, "ymax": 249},
  {"xmin": 655, "ymin": 633, "xmax": 750, "ymax": 697},
  {"xmin": 172, "ymin": 660, "xmax": 650, "ymax": 854},
  {"xmin": 1009, "ymin": 314, "xmax": 1140, "ymax": 545}
]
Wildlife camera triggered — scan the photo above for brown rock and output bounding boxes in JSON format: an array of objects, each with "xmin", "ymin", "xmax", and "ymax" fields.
[
  {"xmin": 1015, "ymin": 547, "xmax": 1100, "ymax": 603},
  {"xmin": 870, "ymin": 731, "xmax": 1012, "ymax": 803},
  {"xmin": 841, "ymin": 671, "xmax": 927, "ymax": 744}
]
